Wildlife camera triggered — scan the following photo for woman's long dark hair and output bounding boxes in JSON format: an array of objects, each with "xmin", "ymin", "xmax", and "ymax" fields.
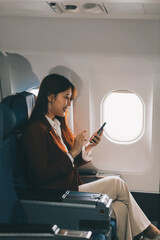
[{"xmin": 30, "ymin": 74, "xmax": 77, "ymax": 150}]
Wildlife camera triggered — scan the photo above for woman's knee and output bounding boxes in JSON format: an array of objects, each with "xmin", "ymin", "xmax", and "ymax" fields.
[
  {"xmin": 104, "ymin": 176, "xmax": 130, "ymax": 201},
  {"xmin": 104, "ymin": 176, "xmax": 128, "ymax": 191}
]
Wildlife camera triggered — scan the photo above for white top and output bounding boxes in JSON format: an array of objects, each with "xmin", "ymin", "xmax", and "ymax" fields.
[{"xmin": 45, "ymin": 116, "xmax": 92, "ymax": 166}]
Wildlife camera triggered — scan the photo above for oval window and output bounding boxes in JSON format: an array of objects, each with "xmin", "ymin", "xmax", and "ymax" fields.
[{"xmin": 101, "ymin": 90, "xmax": 144, "ymax": 144}]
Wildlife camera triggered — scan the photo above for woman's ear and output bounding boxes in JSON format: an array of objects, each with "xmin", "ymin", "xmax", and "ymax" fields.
[{"xmin": 47, "ymin": 94, "xmax": 55, "ymax": 103}]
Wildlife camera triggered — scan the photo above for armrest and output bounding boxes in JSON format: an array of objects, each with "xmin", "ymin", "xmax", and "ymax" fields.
[
  {"xmin": 15, "ymin": 188, "xmax": 114, "ymax": 239},
  {"xmin": 0, "ymin": 224, "xmax": 92, "ymax": 240},
  {"xmin": 78, "ymin": 170, "xmax": 98, "ymax": 176},
  {"xmin": 18, "ymin": 189, "xmax": 112, "ymax": 233},
  {"xmin": 79, "ymin": 172, "xmax": 121, "ymax": 184}
]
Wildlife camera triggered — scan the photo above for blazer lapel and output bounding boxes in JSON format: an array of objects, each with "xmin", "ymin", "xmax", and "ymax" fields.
[{"xmin": 40, "ymin": 115, "xmax": 68, "ymax": 153}]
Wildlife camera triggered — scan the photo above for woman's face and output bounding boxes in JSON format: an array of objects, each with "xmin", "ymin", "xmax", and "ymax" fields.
[{"xmin": 47, "ymin": 88, "xmax": 72, "ymax": 118}]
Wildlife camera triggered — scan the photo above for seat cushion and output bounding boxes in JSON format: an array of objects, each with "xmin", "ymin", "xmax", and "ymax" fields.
[
  {"xmin": 0, "ymin": 139, "xmax": 26, "ymax": 223},
  {"xmin": 0, "ymin": 103, "xmax": 3, "ymax": 146},
  {"xmin": 2, "ymin": 104, "xmax": 16, "ymax": 140}
]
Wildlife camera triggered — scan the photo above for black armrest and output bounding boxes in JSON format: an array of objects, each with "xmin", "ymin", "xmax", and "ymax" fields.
[
  {"xmin": 18, "ymin": 189, "xmax": 112, "ymax": 233},
  {"xmin": 78, "ymin": 170, "xmax": 98, "ymax": 176},
  {"xmin": 0, "ymin": 224, "xmax": 92, "ymax": 240}
]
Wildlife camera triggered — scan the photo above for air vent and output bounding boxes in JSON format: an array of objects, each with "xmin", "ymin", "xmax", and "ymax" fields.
[
  {"xmin": 64, "ymin": 4, "xmax": 80, "ymax": 13},
  {"xmin": 48, "ymin": 2, "xmax": 107, "ymax": 14},
  {"xmin": 83, "ymin": 3, "xmax": 106, "ymax": 13},
  {"xmin": 48, "ymin": 2, "xmax": 63, "ymax": 14}
]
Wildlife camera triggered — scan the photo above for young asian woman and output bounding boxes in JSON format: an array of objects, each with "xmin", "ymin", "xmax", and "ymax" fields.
[{"xmin": 22, "ymin": 74, "xmax": 160, "ymax": 240}]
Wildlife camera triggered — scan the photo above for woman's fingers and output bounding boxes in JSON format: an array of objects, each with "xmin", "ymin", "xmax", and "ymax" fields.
[
  {"xmin": 90, "ymin": 132, "xmax": 102, "ymax": 145},
  {"xmin": 76, "ymin": 130, "xmax": 87, "ymax": 143},
  {"xmin": 70, "ymin": 130, "xmax": 87, "ymax": 158}
]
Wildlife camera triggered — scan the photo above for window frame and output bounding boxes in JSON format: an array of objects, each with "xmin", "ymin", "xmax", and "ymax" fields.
[{"xmin": 101, "ymin": 90, "xmax": 145, "ymax": 144}]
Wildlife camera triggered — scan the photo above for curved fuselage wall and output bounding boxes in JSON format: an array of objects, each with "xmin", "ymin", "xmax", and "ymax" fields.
[{"xmin": 0, "ymin": 17, "xmax": 159, "ymax": 192}]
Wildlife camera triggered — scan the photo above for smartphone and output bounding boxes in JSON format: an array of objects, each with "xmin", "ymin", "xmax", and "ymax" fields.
[
  {"xmin": 97, "ymin": 122, "xmax": 106, "ymax": 135},
  {"xmin": 90, "ymin": 122, "xmax": 106, "ymax": 143}
]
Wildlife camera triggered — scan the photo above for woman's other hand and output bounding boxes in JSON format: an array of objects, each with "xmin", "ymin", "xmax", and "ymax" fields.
[
  {"xmin": 69, "ymin": 130, "xmax": 87, "ymax": 158},
  {"xmin": 85, "ymin": 129, "xmax": 103, "ymax": 154}
]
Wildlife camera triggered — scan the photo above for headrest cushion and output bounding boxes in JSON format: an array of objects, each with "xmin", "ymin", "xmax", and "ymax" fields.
[
  {"xmin": 2, "ymin": 92, "xmax": 35, "ymax": 129},
  {"xmin": 2, "ymin": 104, "xmax": 16, "ymax": 139}
]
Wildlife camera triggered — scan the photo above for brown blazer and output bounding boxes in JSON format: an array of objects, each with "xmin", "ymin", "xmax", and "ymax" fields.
[{"xmin": 22, "ymin": 116, "xmax": 88, "ymax": 191}]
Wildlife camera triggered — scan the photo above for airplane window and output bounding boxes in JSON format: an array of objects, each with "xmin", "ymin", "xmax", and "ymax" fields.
[
  {"xmin": 101, "ymin": 90, "xmax": 144, "ymax": 144},
  {"xmin": 28, "ymin": 86, "xmax": 39, "ymax": 96}
]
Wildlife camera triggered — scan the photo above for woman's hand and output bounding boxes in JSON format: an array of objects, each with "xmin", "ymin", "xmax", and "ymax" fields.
[
  {"xmin": 85, "ymin": 129, "xmax": 103, "ymax": 154},
  {"xmin": 69, "ymin": 130, "xmax": 87, "ymax": 158}
]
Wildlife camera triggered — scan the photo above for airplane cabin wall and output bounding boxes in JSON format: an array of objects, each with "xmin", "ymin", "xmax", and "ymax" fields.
[{"xmin": 0, "ymin": 16, "xmax": 160, "ymax": 192}]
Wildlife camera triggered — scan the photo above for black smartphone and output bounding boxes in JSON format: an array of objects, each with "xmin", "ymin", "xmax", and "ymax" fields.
[
  {"xmin": 97, "ymin": 122, "xmax": 106, "ymax": 135},
  {"xmin": 90, "ymin": 122, "xmax": 106, "ymax": 143}
]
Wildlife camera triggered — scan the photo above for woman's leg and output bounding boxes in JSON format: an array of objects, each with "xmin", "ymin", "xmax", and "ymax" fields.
[
  {"xmin": 112, "ymin": 200, "xmax": 132, "ymax": 240},
  {"xmin": 79, "ymin": 176, "xmax": 151, "ymax": 240}
]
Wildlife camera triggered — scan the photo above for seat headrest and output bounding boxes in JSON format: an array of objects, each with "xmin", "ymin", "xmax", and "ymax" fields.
[
  {"xmin": 2, "ymin": 104, "xmax": 16, "ymax": 140},
  {"xmin": 0, "ymin": 103, "xmax": 3, "ymax": 143},
  {"xmin": 2, "ymin": 91, "xmax": 35, "ymax": 129}
]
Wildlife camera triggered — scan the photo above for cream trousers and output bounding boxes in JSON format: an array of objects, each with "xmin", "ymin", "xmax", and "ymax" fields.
[{"xmin": 79, "ymin": 176, "xmax": 150, "ymax": 240}]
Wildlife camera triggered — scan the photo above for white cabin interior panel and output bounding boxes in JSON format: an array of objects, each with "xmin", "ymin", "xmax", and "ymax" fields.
[{"xmin": 0, "ymin": 16, "xmax": 160, "ymax": 192}]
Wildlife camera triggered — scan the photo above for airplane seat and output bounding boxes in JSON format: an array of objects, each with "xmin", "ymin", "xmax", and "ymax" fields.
[
  {"xmin": 0, "ymin": 102, "xmax": 26, "ymax": 224},
  {"xmin": 0, "ymin": 101, "xmax": 3, "ymax": 146},
  {"xmin": 2, "ymin": 91, "xmax": 36, "ymax": 189}
]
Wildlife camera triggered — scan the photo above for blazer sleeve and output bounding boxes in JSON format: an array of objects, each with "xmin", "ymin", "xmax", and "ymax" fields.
[
  {"xmin": 74, "ymin": 153, "xmax": 90, "ymax": 168},
  {"xmin": 22, "ymin": 122, "xmax": 74, "ymax": 186}
]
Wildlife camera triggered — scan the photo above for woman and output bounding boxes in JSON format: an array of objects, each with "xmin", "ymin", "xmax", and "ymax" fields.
[{"xmin": 22, "ymin": 74, "xmax": 160, "ymax": 240}]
